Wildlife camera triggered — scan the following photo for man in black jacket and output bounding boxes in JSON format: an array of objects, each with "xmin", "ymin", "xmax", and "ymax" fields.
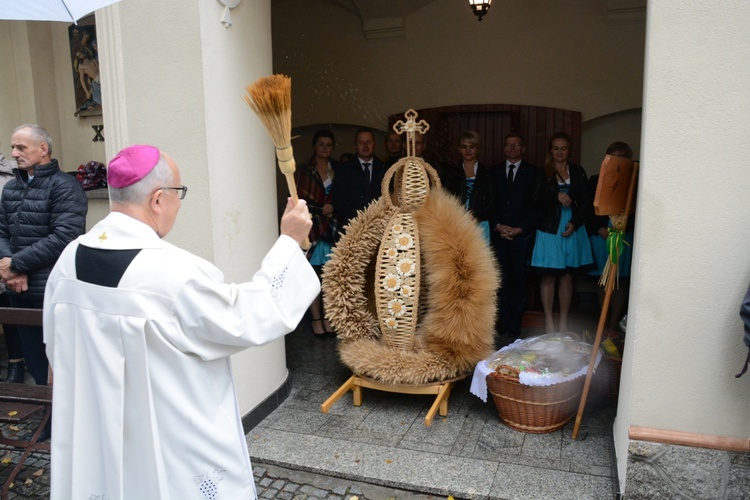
[{"xmin": 0, "ymin": 124, "xmax": 87, "ymax": 386}]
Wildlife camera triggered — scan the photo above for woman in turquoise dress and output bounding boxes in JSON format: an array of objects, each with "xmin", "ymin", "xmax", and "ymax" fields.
[
  {"xmin": 294, "ymin": 130, "xmax": 338, "ymax": 338},
  {"xmin": 530, "ymin": 132, "xmax": 593, "ymax": 333}
]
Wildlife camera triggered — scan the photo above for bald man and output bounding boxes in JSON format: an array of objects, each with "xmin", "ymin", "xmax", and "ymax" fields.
[{"xmin": 44, "ymin": 145, "xmax": 319, "ymax": 499}]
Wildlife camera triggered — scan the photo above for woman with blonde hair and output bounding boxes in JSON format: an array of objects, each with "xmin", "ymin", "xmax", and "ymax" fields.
[{"xmin": 440, "ymin": 131, "xmax": 493, "ymax": 241}]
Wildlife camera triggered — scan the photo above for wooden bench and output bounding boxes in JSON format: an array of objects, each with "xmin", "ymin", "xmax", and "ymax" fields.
[{"xmin": 0, "ymin": 307, "xmax": 51, "ymax": 500}]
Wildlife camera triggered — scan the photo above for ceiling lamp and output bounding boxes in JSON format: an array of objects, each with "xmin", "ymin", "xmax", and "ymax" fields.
[{"xmin": 469, "ymin": 0, "xmax": 492, "ymax": 21}]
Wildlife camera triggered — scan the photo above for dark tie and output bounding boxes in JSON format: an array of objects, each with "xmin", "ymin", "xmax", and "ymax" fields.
[
  {"xmin": 362, "ymin": 162, "xmax": 371, "ymax": 183},
  {"xmin": 507, "ymin": 163, "xmax": 515, "ymax": 190}
]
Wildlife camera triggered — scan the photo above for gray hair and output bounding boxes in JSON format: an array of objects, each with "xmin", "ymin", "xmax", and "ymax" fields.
[
  {"xmin": 108, "ymin": 153, "xmax": 174, "ymax": 205},
  {"xmin": 14, "ymin": 124, "xmax": 53, "ymax": 156}
]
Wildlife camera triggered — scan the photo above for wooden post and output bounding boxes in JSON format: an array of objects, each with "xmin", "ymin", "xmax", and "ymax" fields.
[{"xmin": 572, "ymin": 159, "xmax": 639, "ymax": 439}]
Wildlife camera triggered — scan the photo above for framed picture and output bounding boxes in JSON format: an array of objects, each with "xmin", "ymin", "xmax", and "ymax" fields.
[{"xmin": 68, "ymin": 16, "xmax": 101, "ymax": 117}]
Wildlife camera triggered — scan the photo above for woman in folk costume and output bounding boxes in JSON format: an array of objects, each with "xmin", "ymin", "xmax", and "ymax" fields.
[
  {"xmin": 530, "ymin": 132, "xmax": 593, "ymax": 334},
  {"xmin": 294, "ymin": 129, "xmax": 338, "ymax": 338},
  {"xmin": 440, "ymin": 131, "xmax": 494, "ymax": 242}
]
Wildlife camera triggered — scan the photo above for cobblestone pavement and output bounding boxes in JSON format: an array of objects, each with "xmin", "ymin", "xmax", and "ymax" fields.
[
  {"xmin": 0, "ymin": 413, "xmax": 50, "ymax": 499},
  {"xmin": 253, "ymin": 464, "xmax": 440, "ymax": 500}
]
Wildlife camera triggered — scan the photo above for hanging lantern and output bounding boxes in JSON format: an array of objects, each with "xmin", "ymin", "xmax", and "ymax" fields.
[{"xmin": 468, "ymin": 0, "xmax": 492, "ymax": 21}]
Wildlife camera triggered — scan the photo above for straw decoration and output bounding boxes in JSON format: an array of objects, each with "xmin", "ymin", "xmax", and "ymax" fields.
[{"xmin": 244, "ymin": 74, "xmax": 309, "ymax": 248}]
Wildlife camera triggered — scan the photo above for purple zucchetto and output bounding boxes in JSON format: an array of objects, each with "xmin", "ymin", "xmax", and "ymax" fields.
[{"xmin": 107, "ymin": 145, "xmax": 160, "ymax": 188}]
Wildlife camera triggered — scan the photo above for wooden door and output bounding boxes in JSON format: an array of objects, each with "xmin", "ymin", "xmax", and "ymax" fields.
[{"xmin": 388, "ymin": 104, "xmax": 581, "ymax": 169}]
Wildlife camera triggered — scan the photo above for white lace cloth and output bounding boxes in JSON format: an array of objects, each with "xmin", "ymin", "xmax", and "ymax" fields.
[{"xmin": 470, "ymin": 337, "xmax": 602, "ymax": 402}]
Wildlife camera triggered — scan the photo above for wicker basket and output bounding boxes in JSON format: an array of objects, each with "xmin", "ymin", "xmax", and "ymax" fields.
[
  {"xmin": 593, "ymin": 355, "xmax": 622, "ymax": 400},
  {"xmin": 487, "ymin": 365, "xmax": 585, "ymax": 434}
]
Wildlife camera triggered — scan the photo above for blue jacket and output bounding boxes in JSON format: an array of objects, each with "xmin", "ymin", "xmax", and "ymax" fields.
[{"xmin": 0, "ymin": 159, "xmax": 88, "ymax": 302}]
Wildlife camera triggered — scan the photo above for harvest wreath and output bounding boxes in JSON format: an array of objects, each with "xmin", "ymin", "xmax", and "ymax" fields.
[{"xmin": 322, "ymin": 174, "xmax": 499, "ymax": 385}]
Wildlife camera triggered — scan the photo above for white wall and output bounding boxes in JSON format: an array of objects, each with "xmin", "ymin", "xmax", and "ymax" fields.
[
  {"xmin": 0, "ymin": 20, "xmax": 106, "ymax": 171},
  {"xmin": 272, "ymin": 0, "xmax": 646, "ymax": 129},
  {"xmin": 0, "ymin": 22, "xmax": 22, "ymax": 148},
  {"xmin": 196, "ymin": 0, "xmax": 290, "ymax": 412},
  {"xmin": 0, "ymin": 0, "xmax": 291, "ymax": 419},
  {"xmin": 615, "ymin": 0, "xmax": 750, "ymax": 488},
  {"xmin": 581, "ymin": 108, "xmax": 642, "ymax": 172},
  {"xmin": 96, "ymin": 0, "xmax": 287, "ymax": 415}
]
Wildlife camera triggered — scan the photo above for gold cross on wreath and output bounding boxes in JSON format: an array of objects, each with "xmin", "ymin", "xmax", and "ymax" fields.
[{"xmin": 393, "ymin": 109, "xmax": 430, "ymax": 157}]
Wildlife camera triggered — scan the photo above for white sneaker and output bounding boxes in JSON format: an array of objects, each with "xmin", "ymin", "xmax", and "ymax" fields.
[{"xmin": 619, "ymin": 314, "xmax": 628, "ymax": 334}]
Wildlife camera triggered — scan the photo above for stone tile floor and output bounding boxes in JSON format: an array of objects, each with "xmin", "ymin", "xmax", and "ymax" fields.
[{"xmin": 249, "ymin": 307, "xmax": 619, "ymax": 500}]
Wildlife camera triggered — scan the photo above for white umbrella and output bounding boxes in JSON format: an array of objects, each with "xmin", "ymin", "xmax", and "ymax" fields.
[{"xmin": 0, "ymin": 0, "xmax": 122, "ymax": 23}]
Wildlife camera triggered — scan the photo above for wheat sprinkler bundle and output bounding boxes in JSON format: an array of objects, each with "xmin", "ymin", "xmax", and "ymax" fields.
[{"xmin": 243, "ymin": 74, "xmax": 309, "ymax": 248}]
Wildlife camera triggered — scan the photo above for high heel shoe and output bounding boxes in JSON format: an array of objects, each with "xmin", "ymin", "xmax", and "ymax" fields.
[
  {"xmin": 311, "ymin": 318, "xmax": 326, "ymax": 339},
  {"xmin": 5, "ymin": 361, "xmax": 25, "ymax": 383},
  {"xmin": 323, "ymin": 319, "xmax": 337, "ymax": 338}
]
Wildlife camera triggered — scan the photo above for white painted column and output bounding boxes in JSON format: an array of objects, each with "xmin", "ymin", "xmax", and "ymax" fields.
[
  {"xmin": 614, "ymin": 0, "xmax": 750, "ymax": 491},
  {"xmin": 97, "ymin": 0, "xmax": 289, "ymax": 415}
]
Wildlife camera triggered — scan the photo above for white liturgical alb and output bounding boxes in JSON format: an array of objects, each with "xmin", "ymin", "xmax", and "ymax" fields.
[{"xmin": 43, "ymin": 212, "xmax": 319, "ymax": 499}]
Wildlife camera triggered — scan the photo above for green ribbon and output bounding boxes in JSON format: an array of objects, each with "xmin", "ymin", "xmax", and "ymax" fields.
[{"xmin": 606, "ymin": 227, "xmax": 631, "ymax": 265}]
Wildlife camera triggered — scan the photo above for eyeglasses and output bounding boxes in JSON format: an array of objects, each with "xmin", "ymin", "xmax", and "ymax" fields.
[
  {"xmin": 162, "ymin": 185, "xmax": 188, "ymax": 199},
  {"xmin": 504, "ymin": 143, "xmax": 522, "ymax": 149}
]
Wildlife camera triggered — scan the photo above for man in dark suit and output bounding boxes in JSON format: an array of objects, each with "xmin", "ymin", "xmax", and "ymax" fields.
[
  {"xmin": 491, "ymin": 132, "xmax": 538, "ymax": 339},
  {"xmin": 383, "ymin": 131, "xmax": 403, "ymax": 167},
  {"xmin": 332, "ymin": 127, "xmax": 386, "ymax": 234}
]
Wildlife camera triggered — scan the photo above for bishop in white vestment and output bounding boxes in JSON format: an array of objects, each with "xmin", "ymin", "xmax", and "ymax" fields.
[{"xmin": 43, "ymin": 145, "xmax": 319, "ymax": 499}]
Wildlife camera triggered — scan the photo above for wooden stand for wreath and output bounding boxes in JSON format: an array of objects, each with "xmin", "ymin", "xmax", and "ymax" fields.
[{"xmin": 321, "ymin": 374, "xmax": 464, "ymax": 427}]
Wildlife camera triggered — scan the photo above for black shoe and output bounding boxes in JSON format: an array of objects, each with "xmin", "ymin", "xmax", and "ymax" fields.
[
  {"xmin": 5, "ymin": 361, "xmax": 25, "ymax": 383},
  {"xmin": 311, "ymin": 319, "xmax": 326, "ymax": 340}
]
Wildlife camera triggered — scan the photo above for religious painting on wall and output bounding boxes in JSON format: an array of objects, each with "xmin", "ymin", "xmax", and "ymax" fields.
[{"xmin": 68, "ymin": 16, "xmax": 101, "ymax": 117}]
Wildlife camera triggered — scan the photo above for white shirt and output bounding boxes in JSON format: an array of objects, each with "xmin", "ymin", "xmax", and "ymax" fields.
[{"xmin": 358, "ymin": 157, "xmax": 373, "ymax": 181}]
